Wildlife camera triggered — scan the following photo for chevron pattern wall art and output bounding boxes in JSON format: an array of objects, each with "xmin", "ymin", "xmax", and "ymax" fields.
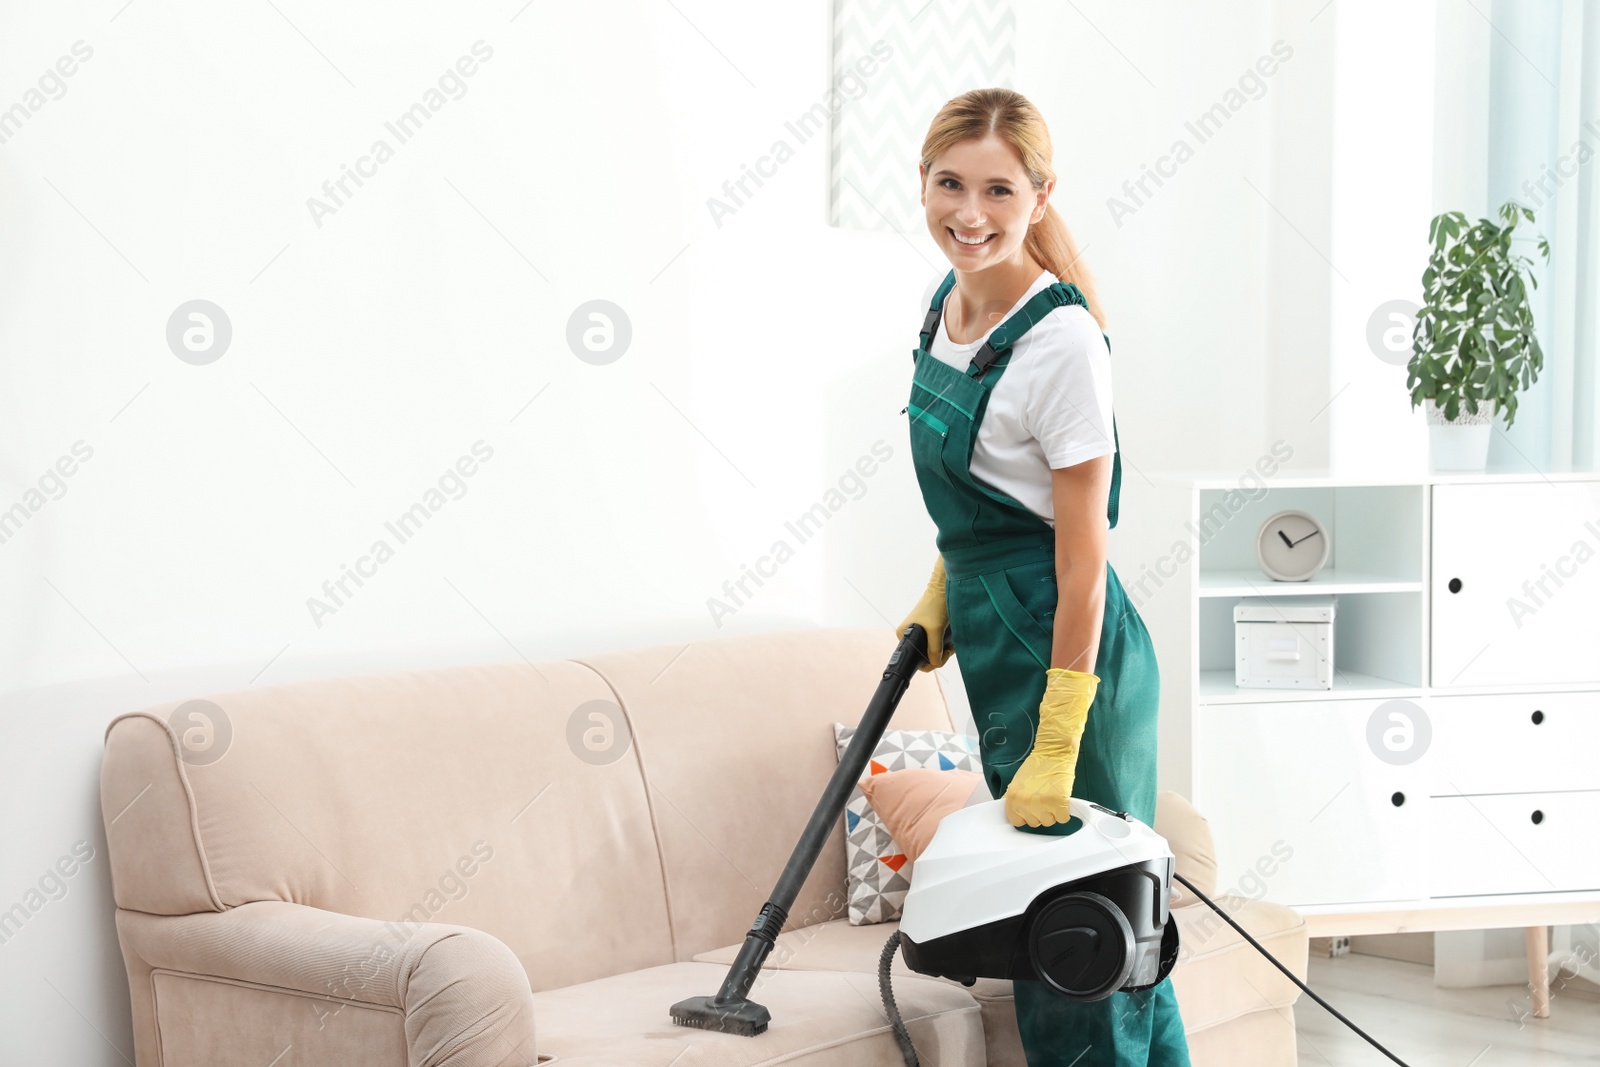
[{"xmin": 829, "ymin": 0, "xmax": 1016, "ymax": 232}]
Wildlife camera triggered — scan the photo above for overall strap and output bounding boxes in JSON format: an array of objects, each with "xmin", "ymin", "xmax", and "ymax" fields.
[
  {"xmin": 918, "ymin": 269, "xmax": 960, "ymax": 353},
  {"xmin": 968, "ymin": 281, "xmax": 1089, "ymax": 380},
  {"xmin": 1108, "ymin": 414, "xmax": 1122, "ymax": 529},
  {"xmin": 915, "ymin": 271, "xmax": 1091, "ymax": 381},
  {"xmin": 1105, "ymin": 330, "xmax": 1121, "ymax": 530}
]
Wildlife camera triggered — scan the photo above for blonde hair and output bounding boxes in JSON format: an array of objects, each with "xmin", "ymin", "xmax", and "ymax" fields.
[{"xmin": 920, "ymin": 88, "xmax": 1106, "ymax": 332}]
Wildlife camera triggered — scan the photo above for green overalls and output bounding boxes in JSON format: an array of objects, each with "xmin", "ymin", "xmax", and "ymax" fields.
[{"xmin": 906, "ymin": 270, "xmax": 1191, "ymax": 1067}]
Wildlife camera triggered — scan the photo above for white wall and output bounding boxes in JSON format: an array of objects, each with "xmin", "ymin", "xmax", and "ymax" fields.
[
  {"xmin": 0, "ymin": 2, "xmax": 1376, "ymax": 1062},
  {"xmin": 1327, "ymin": 0, "xmax": 1439, "ymax": 475}
]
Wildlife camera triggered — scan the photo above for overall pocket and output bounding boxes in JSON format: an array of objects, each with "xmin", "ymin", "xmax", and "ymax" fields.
[
  {"xmin": 906, "ymin": 402, "xmax": 949, "ymax": 436},
  {"xmin": 977, "ymin": 565, "xmax": 1055, "ymax": 671},
  {"xmin": 905, "ymin": 403, "xmax": 954, "ymax": 485}
]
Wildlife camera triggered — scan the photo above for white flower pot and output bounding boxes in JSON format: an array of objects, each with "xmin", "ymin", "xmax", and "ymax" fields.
[{"xmin": 1425, "ymin": 397, "xmax": 1493, "ymax": 471}]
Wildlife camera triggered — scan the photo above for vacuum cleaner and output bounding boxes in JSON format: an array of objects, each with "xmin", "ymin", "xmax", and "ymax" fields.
[
  {"xmin": 670, "ymin": 624, "xmax": 1416, "ymax": 1067},
  {"xmin": 895, "ymin": 791, "xmax": 1180, "ymax": 1000}
]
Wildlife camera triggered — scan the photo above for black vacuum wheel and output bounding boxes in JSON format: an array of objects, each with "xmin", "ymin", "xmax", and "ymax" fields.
[
  {"xmin": 1156, "ymin": 912, "xmax": 1180, "ymax": 983},
  {"xmin": 1026, "ymin": 890, "xmax": 1136, "ymax": 1001}
]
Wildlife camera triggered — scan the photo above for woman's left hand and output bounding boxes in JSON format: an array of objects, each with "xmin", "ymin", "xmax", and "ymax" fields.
[{"xmin": 1004, "ymin": 668, "xmax": 1098, "ymax": 828}]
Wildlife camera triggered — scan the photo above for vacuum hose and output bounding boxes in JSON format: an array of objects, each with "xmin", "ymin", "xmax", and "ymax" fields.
[
  {"xmin": 879, "ymin": 930, "xmax": 921, "ymax": 1067},
  {"xmin": 875, "ymin": 875, "xmax": 1415, "ymax": 1067}
]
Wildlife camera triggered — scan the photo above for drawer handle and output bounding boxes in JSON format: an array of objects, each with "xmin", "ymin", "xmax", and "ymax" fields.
[
  {"xmin": 1531, "ymin": 710, "xmax": 1544, "ymax": 725},
  {"xmin": 1531, "ymin": 809, "xmax": 1544, "ymax": 825},
  {"xmin": 1391, "ymin": 791, "xmax": 1405, "ymax": 807},
  {"xmin": 1447, "ymin": 577, "xmax": 1463, "ymax": 593}
]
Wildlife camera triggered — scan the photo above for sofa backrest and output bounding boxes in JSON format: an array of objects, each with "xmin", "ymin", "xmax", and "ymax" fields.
[
  {"xmin": 100, "ymin": 626, "xmax": 952, "ymax": 989},
  {"xmin": 571, "ymin": 626, "xmax": 953, "ymax": 962},
  {"xmin": 99, "ymin": 655, "xmax": 678, "ymax": 993}
]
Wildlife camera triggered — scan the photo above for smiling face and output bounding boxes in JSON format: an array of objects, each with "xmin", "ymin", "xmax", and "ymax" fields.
[{"xmin": 920, "ymin": 135, "xmax": 1051, "ymax": 270}]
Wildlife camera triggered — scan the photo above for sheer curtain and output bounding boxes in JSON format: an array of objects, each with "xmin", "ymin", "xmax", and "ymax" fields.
[
  {"xmin": 1568, "ymin": 0, "xmax": 1600, "ymax": 469},
  {"xmin": 1485, "ymin": 0, "xmax": 1600, "ymax": 472}
]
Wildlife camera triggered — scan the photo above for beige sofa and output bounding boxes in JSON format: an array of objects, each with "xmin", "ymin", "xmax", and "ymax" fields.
[{"xmin": 99, "ymin": 626, "xmax": 1307, "ymax": 1066}]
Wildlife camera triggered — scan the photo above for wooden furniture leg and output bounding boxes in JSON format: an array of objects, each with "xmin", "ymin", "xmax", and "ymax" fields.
[{"xmin": 1526, "ymin": 926, "xmax": 1550, "ymax": 1019}]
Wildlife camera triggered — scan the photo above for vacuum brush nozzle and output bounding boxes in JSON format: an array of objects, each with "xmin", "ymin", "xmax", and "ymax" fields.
[{"xmin": 668, "ymin": 994, "xmax": 770, "ymax": 1036}]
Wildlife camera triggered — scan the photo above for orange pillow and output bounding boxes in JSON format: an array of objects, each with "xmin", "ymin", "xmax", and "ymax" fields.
[{"xmin": 858, "ymin": 767, "xmax": 986, "ymax": 863}]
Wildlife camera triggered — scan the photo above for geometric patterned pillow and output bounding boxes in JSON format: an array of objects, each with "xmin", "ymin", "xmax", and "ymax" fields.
[{"xmin": 833, "ymin": 725, "xmax": 984, "ymax": 925}]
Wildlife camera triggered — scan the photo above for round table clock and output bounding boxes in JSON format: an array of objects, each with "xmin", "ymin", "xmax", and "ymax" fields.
[{"xmin": 1256, "ymin": 509, "xmax": 1329, "ymax": 582}]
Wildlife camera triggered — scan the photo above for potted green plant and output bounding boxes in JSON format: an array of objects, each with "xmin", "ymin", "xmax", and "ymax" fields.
[{"xmin": 1407, "ymin": 200, "xmax": 1551, "ymax": 471}]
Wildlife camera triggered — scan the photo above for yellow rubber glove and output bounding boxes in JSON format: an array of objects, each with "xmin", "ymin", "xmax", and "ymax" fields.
[
  {"xmin": 1004, "ymin": 667, "xmax": 1099, "ymax": 828},
  {"xmin": 893, "ymin": 556, "xmax": 955, "ymax": 672}
]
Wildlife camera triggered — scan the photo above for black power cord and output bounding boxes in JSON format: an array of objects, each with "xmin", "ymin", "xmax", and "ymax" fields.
[
  {"xmin": 876, "ymin": 877, "xmax": 1417, "ymax": 1067},
  {"xmin": 1173, "ymin": 872, "xmax": 1413, "ymax": 1067}
]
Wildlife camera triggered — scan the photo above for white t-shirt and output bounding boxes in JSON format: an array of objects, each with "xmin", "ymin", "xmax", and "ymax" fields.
[{"xmin": 917, "ymin": 269, "xmax": 1115, "ymax": 529}]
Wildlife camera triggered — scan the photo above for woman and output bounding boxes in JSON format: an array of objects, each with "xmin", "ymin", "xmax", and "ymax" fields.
[{"xmin": 893, "ymin": 88, "xmax": 1191, "ymax": 1067}]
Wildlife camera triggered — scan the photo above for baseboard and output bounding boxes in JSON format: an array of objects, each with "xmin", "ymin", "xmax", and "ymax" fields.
[{"xmin": 1350, "ymin": 931, "xmax": 1434, "ymax": 966}]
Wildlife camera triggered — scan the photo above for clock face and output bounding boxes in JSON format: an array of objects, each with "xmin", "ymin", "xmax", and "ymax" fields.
[{"xmin": 1257, "ymin": 509, "xmax": 1328, "ymax": 581}]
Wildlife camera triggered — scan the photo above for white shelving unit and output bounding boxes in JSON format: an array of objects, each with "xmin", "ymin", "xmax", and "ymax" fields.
[{"xmin": 1109, "ymin": 466, "xmax": 1600, "ymax": 1011}]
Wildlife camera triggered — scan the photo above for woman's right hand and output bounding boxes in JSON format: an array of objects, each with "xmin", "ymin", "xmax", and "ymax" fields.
[{"xmin": 894, "ymin": 556, "xmax": 955, "ymax": 671}]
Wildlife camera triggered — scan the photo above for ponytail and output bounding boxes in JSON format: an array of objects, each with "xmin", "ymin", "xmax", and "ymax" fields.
[{"xmin": 1026, "ymin": 202, "xmax": 1106, "ymax": 332}]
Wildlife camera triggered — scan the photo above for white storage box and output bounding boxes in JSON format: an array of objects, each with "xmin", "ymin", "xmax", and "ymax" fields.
[{"xmin": 1234, "ymin": 595, "xmax": 1337, "ymax": 690}]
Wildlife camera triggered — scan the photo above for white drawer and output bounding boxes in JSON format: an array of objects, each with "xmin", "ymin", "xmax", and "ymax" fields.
[
  {"xmin": 1429, "ymin": 790, "xmax": 1600, "ymax": 897},
  {"xmin": 1427, "ymin": 691, "xmax": 1600, "ymax": 794}
]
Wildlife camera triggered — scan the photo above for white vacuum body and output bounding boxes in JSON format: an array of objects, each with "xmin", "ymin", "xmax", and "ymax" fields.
[{"xmin": 897, "ymin": 796, "xmax": 1181, "ymax": 1000}]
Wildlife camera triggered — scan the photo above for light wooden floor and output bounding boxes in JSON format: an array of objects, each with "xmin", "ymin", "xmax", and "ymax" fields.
[{"xmin": 1293, "ymin": 953, "xmax": 1600, "ymax": 1065}]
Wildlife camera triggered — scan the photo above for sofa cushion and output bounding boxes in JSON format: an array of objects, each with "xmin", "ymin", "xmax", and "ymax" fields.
[
  {"xmin": 834, "ymin": 725, "xmax": 984, "ymax": 925},
  {"xmin": 858, "ymin": 766, "xmax": 985, "ymax": 863},
  {"xmin": 570, "ymin": 627, "xmax": 954, "ymax": 963},
  {"xmin": 531, "ymin": 961, "xmax": 985, "ymax": 1066},
  {"xmin": 693, "ymin": 894, "xmax": 1307, "ymax": 1036},
  {"xmin": 1185, "ymin": 1001, "xmax": 1298, "ymax": 1064},
  {"xmin": 694, "ymin": 916, "xmax": 1019, "ymax": 1065},
  {"xmin": 692, "ymin": 915, "xmax": 994, "ymax": 987}
]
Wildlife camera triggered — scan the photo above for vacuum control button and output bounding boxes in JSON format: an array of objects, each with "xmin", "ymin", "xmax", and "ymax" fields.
[
  {"xmin": 1087, "ymin": 801, "xmax": 1130, "ymax": 820},
  {"xmin": 1094, "ymin": 814, "xmax": 1133, "ymax": 839}
]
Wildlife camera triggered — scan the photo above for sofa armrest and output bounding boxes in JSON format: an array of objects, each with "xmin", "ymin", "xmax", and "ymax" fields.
[
  {"xmin": 1155, "ymin": 791, "xmax": 1219, "ymax": 908},
  {"xmin": 118, "ymin": 900, "xmax": 537, "ymax": 1067}
]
